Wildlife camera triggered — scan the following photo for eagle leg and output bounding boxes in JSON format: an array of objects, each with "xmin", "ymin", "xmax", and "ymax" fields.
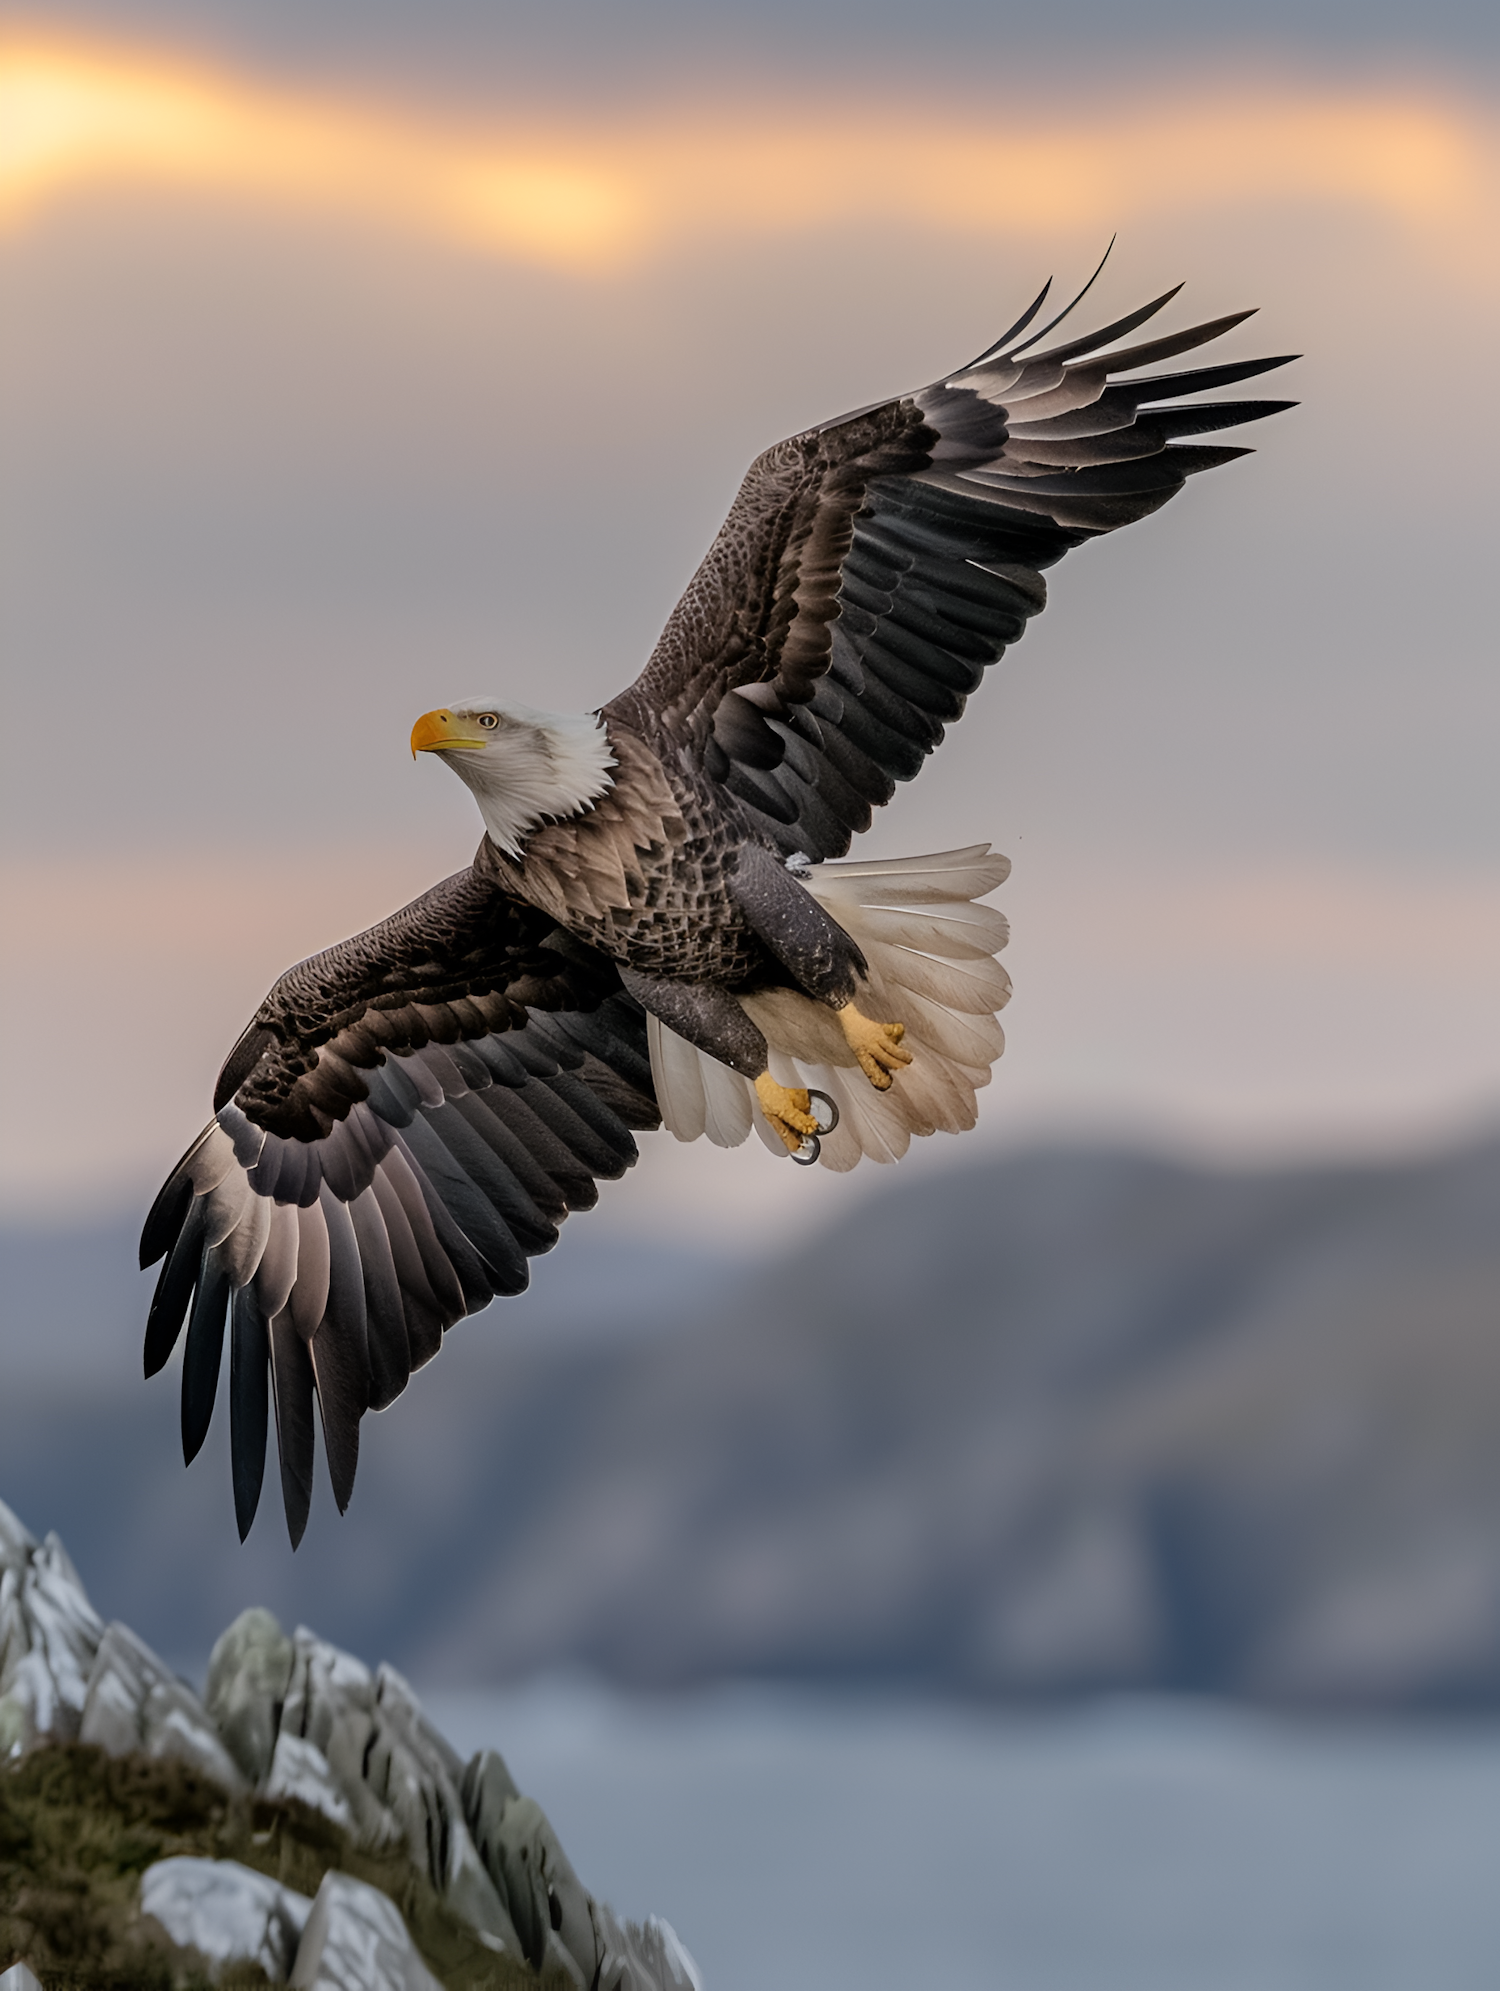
[
  {"xmin": 755, "ymin": 1072, "xmax": 821, "ymax": 1155},
  {"xmin": 837, "ymin": 1003, "xmax": 912, "ymax": 1090}
]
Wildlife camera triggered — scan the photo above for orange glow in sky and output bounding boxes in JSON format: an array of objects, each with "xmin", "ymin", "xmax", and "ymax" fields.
[
  {"xmin": 2, "ymin": 36, "xmax": 1496, "ymax": 271},
  {"xmin": 0, "ymin": 39, "xmax": 643, "ymax": 264}
]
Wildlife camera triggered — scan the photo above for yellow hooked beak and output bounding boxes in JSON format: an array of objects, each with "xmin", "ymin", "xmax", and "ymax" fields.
[{"xmin": 410, "ymin": 708, "xmax": 487, "ymax": 757}]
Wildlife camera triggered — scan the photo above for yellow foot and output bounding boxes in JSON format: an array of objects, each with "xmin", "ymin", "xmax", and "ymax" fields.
[
  {"xmin": 838, "ymin": 1001, "xmax": 912, "ymax": 1090},
  {"xmin": 755, "ymin": 1072, "xmax": 818, "ymax": 1155}
]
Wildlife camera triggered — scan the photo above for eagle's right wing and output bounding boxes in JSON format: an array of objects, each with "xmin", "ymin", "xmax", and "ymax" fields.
[
  {"xmin": 140, "ymin": 861, "xmax": 657, "ymax": 1546},
  {"xmin": 608, "ymin": 271, "xmax": 1296, "ymax": 863}
]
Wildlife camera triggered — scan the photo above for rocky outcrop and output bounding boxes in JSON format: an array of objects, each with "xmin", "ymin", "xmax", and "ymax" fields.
[
  {"xmin": 0, "ymin": 1506, "xmax": 238, "ymax": 1790},
  {"xmin": 218, "ymin": 1614, "xmax": 523, "ymax": 1960},
  {"xmin": 0, "ymin": 1498, "xmax": 701, "ymax": 1990},
  {"xmin": 289, "ymin": 1870, "xmax": 447, "ymax": 1990},
  {"xmin": 140, "ymin": 1856, "xmax": 311, "ymax": 1983},
  {"xmin": 140, "ymin": 1857, "xmax": 447, "ymax": 1990},
  {"xmin": 79, "ymin": 1621, "xmax": 246, "ymax": 1792},
  {"xmin": 463, "ymin": 1767, "xmax": 698, "ymax": 1991},
  {"xmin": 0, "ymin": 1511, "xmax": 102, "ymax": 1753}
]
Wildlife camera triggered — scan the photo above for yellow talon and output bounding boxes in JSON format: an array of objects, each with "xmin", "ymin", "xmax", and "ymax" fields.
[
  {"xmin": 838, "ymin": 1001, "xmax": 912, "ymax": 1090},
  {"xmin": 755, "ymin": 1072, "xmax": 818, "ymax": 1154}
]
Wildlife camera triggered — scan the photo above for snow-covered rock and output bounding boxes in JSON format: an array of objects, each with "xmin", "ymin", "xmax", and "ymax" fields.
[
  {"xmin": 0, "ymin": 1504, "xmax": 37, "ymax": 1575},
  {"xmin": 0, "ymin": 1498, "xmax": 240, "ymax": 1789},
  {"xmin": 80, "ymin": 1620, "xmax": 246, "ymax": 1791},
  {"xmin": 228, "ymin": 1618, "xmax": 522, "ymax": 1954},
  {"xmin": 288, "ymin": 1870, "xmax": 444, "ymax": 1991},
  {"xmin": 0, "ymin": 1497, "xmax": 703, "ymax": 1990},
  {"xmin": 597, "ymin": 1914, "xmax": 705, "ymax": 1991},
  {"xmin": 263, "ymin": 1729, "xmax": 356, "ymax": 1831},
  {"xmin": 0, "ymin": 1521, "xmax": 104, "ymax": 1751},
  {"xmin": 141, "ymin": 1856, "xmax": 310, "ymax": 1982}
]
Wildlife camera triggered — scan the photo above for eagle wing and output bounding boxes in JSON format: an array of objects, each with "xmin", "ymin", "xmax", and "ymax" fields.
[
  {"xmin": 139, "ymin": 861, "xmax": 657, "ymax": 1545},
  {"xmin": 606, "ymin": 275, "xmax": 1296, "ymax": 861}
]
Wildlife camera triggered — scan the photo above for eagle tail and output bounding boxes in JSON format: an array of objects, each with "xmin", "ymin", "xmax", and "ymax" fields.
[{"xmin": 647, "ymin": 845, "xmax": 1011, "ymax": 1170}]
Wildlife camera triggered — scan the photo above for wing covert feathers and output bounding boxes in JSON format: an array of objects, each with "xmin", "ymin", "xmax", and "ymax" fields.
[
  {"xmin": 609, "ymin": 282, "xmax": 1294, "ymax": 865},
  {"xmin": 141, "ymin": 869, "xmax": 659, "ymax": 1546}
]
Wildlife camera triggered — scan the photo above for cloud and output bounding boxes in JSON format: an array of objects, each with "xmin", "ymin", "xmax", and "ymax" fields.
[
  {"xmin": 1, "ymin": 34, "xmax": 1496, "ymax": 272},
  {"xmin": 0, "ymin": 35, "xmax": 643, "ymax": 265}
]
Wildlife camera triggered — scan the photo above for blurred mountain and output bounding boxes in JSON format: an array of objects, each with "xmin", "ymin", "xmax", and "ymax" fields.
[{"xmin": 3, "ymin": 1137, "xmax": 1500, "ymax": 1708}]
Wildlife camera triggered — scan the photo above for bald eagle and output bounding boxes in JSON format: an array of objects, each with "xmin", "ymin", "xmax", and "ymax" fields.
[{"xmin": 141, "ymin": 273, "xmax": 1294, "ymax": 1543}]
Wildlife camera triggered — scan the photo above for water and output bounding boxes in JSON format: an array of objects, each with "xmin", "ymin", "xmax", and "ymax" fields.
[{"xmin": 423, "ymin": 1683, "xmax": 1500, "ymax": 1991}]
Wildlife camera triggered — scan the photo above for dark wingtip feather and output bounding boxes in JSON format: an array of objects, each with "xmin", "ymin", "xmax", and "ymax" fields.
[
  {"xmin": 310, "ymin": 1326, "xmax": 364, "ymax": 1515},
  {"xmin": 1148, "ymin": 397, "xmax": 1298, "ymax": 441},
  {"xmin": 283, "ymin": 1472, "xmax": 311, "ymax": 1550},
  {"xmin": 181, "ymin": 1258, "xmax": 231, "ymax": 1465},
  {"xmin": 1166, "ymin": 443, "xmax": 1257, "ymax": 474},
  {"xmin": 144, "ymin": 1258, "xmax": 193, "ymax": 1379},
  {"xmin": 347, "ymin": 1191, "xmax": 410, "ymax": 1413},
  {"xmin": 143, "ymin": 1198, "xmax": 207, "ymax": 1378},
  {"xmin": 1018, "ymin": 283, "xmax": 1185, "ymax": 370},
  {"xmin": 230, "ymin": 1286, "xmax": 270, "ymax": 1540},
  {"xmin": 1089, "ymin": 306, "xmax": 1259, "ymax": 378},
  {"xmin": 961, "ymin": 276, "xmax": 1053, "ymax": 370},
  {"xmin": 140, "ymin": 1170, "xmax": 193, "ymax": 1271},
  {"xmin": 1004, "ymin": 237, "xmax": 1116, "ymax": 359},
  {"xmin": 1133, "ymin": 353, "xmax": 1300, "ymax": 403},
  {"xmin": 269, "ymin": 1313, "xmax": 316, "ymax": 1549}
]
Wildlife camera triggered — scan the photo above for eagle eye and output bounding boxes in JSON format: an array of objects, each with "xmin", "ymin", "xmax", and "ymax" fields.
[{"xmin": 476, "ymin": 712, "xmax": 500, "ymax": 730}]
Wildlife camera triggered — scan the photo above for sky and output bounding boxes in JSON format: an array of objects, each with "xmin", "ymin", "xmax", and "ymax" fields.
[{"xmin": 2, "ymin": 0, "xmax": 1498, "ymax": 1238}]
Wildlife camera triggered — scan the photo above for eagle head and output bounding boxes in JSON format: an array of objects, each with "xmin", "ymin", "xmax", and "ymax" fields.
[{"xmin": 410, "ymin": 699, "xmax": 614, "ymax": 858}]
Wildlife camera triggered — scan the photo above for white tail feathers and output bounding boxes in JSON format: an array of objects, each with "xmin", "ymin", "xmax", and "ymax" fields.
[{"xmin": 645, "ymin": 844, "xmax": 1011, "ymax": 1171}]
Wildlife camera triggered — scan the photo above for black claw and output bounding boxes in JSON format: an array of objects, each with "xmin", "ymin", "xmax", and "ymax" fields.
[
  {"xmin": 791, "ymin": 1133, "xmax": 821, "ymax": 1166},
  {"xmin": 806, "ymin": 1090, "xmax": 839, "ymax": 1136}
]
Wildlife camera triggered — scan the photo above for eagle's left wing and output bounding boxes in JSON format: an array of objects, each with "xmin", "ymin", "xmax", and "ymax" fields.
[
  {"xmin": 140, "ymin": 861, "xmax": 657, "ymax": 1545},
  {"xmin": 607, "ymin": 275, "xmax": 1296, "ymax": 861}
]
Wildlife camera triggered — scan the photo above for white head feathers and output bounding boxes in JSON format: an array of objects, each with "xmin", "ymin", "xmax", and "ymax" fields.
[{"xmin": 413, "ymin": 700, "xmax": 615, "ymax": 858}]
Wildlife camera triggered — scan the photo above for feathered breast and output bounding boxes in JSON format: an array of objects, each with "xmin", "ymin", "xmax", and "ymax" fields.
[{"xmin": 479, "ymin": 723, "xmax": 691, "ymax": 926}]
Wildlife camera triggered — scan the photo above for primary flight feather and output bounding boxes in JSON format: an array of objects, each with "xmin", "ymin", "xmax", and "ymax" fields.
[{"xmin": 141, "ymin": 271, "xmax": 1295, "ymax": 1544}]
